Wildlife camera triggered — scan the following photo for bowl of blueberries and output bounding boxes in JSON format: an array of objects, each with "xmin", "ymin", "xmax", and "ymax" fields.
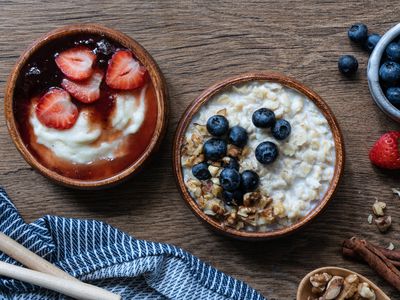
[
  {"xmin": 338, "ymin": 23, "xmax": 400, "ymax": 122},
  {"xmin": 366, "ymin": 23, "xmax": 400, "ymax": 122}
]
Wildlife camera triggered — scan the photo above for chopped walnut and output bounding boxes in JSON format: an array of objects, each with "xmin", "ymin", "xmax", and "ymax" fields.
[
  {"xmin": 310, "ymin": 272, "xmax": 332, "ymax": 288},
  {"xmin": 193, "ymin": 123, "xmax": 208, "ymax": 136},
  {"xmin": 227, "ymin": 144, "xmax": 242, "ymax": 157},
  {"xmin": 374, "ymin": 215, "xmax": 391, "ymax": 233},
  {"xmin": 337, "ymin": 274, "xmax": 359, "ymax": 300},
  {"xmin": 208, "ymin": 165, "xmax": 220, "ymax": 177},
  {"xmin": 322, "ymin": 276, "xmax": 343, "ymax": 300},
  {"xmin": 243, "ymin": 192, "xmax": 272, "ymax": 209},
  {"xmin": 357, "ymin": 282, "xmax": 376, "ymax": 300},
  {"xmin": 258, "ymin": 207, "xmax": 275, "ymax": 225},
  {"xmin": 216, "ymin": 108, "xmax": 227, "ymax": 116},
  {"xmin": 372, "ymin": 200, "xmax": 386, "ymax": 217}
]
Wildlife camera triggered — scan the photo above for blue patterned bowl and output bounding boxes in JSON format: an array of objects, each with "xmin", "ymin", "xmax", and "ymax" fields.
[{"xmin": 367, "ymin": 23, "xmax": 400, "ymax": 123}]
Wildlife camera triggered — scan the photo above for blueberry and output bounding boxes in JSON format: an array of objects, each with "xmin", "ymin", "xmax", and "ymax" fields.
[
  {"xmin": 386, "ymin": 42, "xmax": 400, "ymax": 62},
  {"xmin": 348, "ymin": 23, "xmax": 368, "ymax": 43},
  {"xmin": 364, "ymin": 34, "xmax": 381, "ymax": 53},
  {"xmin": 219, "ymin": 168, "xmax": 241, "ymax": 191},
  {"xmin": 255, "ymin": 141, "xmax": 278, "ymax": 164},
  {"xmin": 95, "ymin": 39, "xmax": 114, "ymax": 56},
  {"xmin": 252, "ymin": 108, "xmax": 276, "ymax": 128},
  {"xmin": 386, "ymin": 87, "xmax": 400, "ymax": 106},
  {"xmin": 228, "ymin": 126, "xmax": 248, "ymax": 148},
  {"xmin": 338, "ymin": 55, "xmax": 358, "ymax": 76},
  {"xmin": 192, "ymin": 162, "xmax": 211, "ymax": 180},
  {"xmin": 240, "ymin": 170, "xmax": 259, "ymax": 192},
  {"xmin": 223, "ymin": 157, "xmax": 240, "ymax": 171},
  {"xmin": 206, "ymin": 115, "xmax": 229, "ymax": 136},
  {"xmin": 222, "ymin": 190, "xmax": 243, "ymax": 206},
  {"xmin": 203, "ymin": 138, "xmax": 227, "ymax": 161},
  {"xmin": 272, "ymin": 119, "xmax": 291, "ymax": 140},
  {"xmin": 379, "ymin": 61, "xmax": 400, "ymax": 84}
]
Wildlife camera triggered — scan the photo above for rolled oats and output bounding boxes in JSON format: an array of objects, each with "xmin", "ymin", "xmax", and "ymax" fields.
[{"xmin": 181, "ymin": 81, "xmax": 335, "ymax": 231}]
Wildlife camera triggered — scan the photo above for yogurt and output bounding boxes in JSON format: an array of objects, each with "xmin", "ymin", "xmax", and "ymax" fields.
[{"xmin": 30, "ymin": 86, "xmax": 147, "ymax": 164}]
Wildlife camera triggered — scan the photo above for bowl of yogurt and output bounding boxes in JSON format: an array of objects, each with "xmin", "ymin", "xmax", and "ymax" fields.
[
  {"xmin": 173, "ymin": 72, "xmax": 344, "ymax": 239},
  {"xmin": 5, "ymin": 24, "xmax": 168, "ymax": 189}
]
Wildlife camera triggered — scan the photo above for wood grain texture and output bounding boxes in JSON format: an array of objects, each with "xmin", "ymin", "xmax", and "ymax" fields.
[{"xmin": 0, "ymin": 0, "xmax": 400, "ymax": 299}]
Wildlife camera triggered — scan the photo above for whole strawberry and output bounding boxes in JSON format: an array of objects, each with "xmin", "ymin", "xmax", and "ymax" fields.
[{"xmin": 369, "ymin": 131, "xmax": 400, "ymax": 169}]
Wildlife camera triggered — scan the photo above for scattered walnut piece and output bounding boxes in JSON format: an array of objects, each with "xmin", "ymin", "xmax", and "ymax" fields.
[
  {"xmin": 357, "ymin": 282, "xmax": 376, "ymax": 300},
  {"xmin": 372, "ymin": 200, "xmax": 386, "ymax": 217},
  {"xmin": 367, "ymin": 214, "xmax": 373, "ymax": 225},
  {"xmin": 387, "ymin": 242, "xmax": 395, "ymax": 250},
  {"xmin": 391, "ymin": 187, "xmax": 400, "ymax": 197},
  {"xmin": 374, "ymin": 215, "xmax": 392, "ymax": 233}
]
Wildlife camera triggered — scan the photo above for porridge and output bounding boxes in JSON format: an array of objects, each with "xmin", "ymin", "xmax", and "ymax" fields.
[{"xmin": 181, "ymin": 81, "xmax": 336, "ymax": 231}]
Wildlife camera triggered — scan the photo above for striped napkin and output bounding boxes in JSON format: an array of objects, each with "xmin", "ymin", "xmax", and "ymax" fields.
[{"xmin": 0, "ymin": 188, "xmax": 266, "ymax": 300}]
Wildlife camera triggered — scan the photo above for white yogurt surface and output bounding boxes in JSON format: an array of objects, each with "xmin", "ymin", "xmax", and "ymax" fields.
[
  {"xmin": 182, "ymin": 81, "xmax": 336, "ymax": 223},
  {"xmin": 30, "ymin": 87, "xmax": 147, "ymax": 164}
]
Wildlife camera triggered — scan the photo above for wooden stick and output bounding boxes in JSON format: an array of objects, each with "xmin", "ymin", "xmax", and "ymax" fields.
[
  {"xmin": 0, "ymin": 232, "xmax": 77, "ymax": 281},
  {"xmin": 0, "ymin": 261, "xmax": 120, "ymax": 300}
]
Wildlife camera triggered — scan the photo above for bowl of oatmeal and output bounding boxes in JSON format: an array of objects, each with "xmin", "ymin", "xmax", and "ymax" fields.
[
  {"xmin": 5, "ymin": 24, "xmax": 168, "ymax": 189},
  {"xmin": 173, "ymin": 72, "xmax": 344, "ymax": 239}
]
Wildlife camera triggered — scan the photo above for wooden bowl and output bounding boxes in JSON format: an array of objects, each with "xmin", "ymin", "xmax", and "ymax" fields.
[
  {"xmin": 297, "ymin": 266, "xmax": 390, "ymax": 300},
  {"xmin": 173, "ymin": 72, "xmax": 345, "ymax": 240},
  {"xmin": 4, "ymin": 24, "xmax": 168, "ymax": 189}
]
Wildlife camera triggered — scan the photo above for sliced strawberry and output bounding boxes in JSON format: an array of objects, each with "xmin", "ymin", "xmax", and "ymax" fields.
[
  {"xmin": 61, "ymin": 69, "xmax": 104, "ymax": 103},
  {"xmin": 35, "ymin": 88, "xmax": 78, "ymax": 130},
  {"xmin": 55, "ymin": 46, "xmax": 96, "ymax": 80},
  {"xmin": 106, "ymin": 50, "xmax": 147, "ymax": 90},
  {"xmin": 369, "ymin": 131, "xmax": 400, "ymax": 169}
]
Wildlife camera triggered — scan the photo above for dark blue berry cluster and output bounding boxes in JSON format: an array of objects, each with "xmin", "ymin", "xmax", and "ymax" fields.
[
  {"xmin": 338, "ymin": 23, "xmax": 381, "ymax": 76},
  {"xmin": 191, "ymin": 114, "xmax": 257, "ymax": 206},
  {"xmin": 191, "ymin": 109, "xmax": 291, "ymax": 207},
  {"xmin": 252, "ymin": 108, "xmax": 291, "ymax": 164}
]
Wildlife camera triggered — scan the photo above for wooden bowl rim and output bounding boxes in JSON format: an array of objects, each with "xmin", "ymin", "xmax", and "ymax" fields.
[
  {"xmin": 173, "ymin": 72, "xmax": 345, "ymax": 240},
  {"xmin": 4, "ymin": 24, "xmax": 168, "ymax": 189},
  {"xmin": 296, "ymin": 266, "xmax": 389, "ymax": 300}
]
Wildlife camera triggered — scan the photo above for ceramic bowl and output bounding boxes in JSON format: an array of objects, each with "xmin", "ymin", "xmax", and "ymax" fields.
[
  {"xmin": 297, "ymin": 266, "xmax": 390, "ymax": 300},
  {"xmin": 4, "ymin": 24, "xmax": 168, "ymax": 189},
  {"xmin": 367, "ymin": 23, "xmax": 400, "ymax": 123},
  {"xmin": 173, "ymin": 72, "xmax": 345, "ymax": 240}
]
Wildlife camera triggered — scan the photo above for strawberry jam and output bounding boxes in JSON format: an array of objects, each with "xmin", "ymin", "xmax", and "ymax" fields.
[{"xmin": 14, "ymin": 34, "xmax": 158, "ymax": 181}]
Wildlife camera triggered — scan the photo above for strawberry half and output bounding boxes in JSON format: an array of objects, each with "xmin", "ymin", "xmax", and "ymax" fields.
[
  {"xmin": 55, "ymin": 46, "xmax": 96, "ymax": 80},
  {"xmin": 61, "ymin": 69, "xmax": 104, "ymax": 103},
  {"xmin": 369, "ymin": 131, "xmax": 400, "ymax": 169},
  {"xmin": 106, "ymin": 50, "xmax": 147, "ymax": 90},
  {"xmin": 35, "ymin": 88, "xmax": 79, "ymax": 130}
]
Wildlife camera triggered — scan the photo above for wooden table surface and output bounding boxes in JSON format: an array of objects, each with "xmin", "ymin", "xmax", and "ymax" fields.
[{"xmin": 1, "ymin": 1, "xmax": 400, "ymax": 299}]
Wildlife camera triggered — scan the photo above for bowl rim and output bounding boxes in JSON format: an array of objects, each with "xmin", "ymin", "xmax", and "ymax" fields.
[
  {"xmin": 4, "ymin": 24, "xmax": 168, "ymax": 189},
  {"xmin": 367, "ymin": 23, "xmax": 400, "ymax": 123},
  {"xmin": 173, "ymin": 72, "xmax": 345, "ymax": 240}
]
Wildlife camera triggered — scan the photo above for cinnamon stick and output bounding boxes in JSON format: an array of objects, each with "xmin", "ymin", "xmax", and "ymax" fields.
[
  {"xmin": 343, "ymin": 246, "xmax": 400, "ymax": 267},
  {"xmin": 343, "ymin": 240, "xmax": 400, "ymax": 263},
  {"xmin": 343, "ymin": 237, "xmax": 400, "ymax": 291}
]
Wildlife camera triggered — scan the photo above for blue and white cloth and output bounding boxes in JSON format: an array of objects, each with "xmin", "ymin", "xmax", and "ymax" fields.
[{"xmin": 0, "ymin": 188, "xmax": 266, "ymax": 300}]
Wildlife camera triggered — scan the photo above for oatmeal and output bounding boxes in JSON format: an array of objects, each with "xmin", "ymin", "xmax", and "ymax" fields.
[{"xmin": 181, "ymin": 81, "xmax": 336, "ymax": 231}]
